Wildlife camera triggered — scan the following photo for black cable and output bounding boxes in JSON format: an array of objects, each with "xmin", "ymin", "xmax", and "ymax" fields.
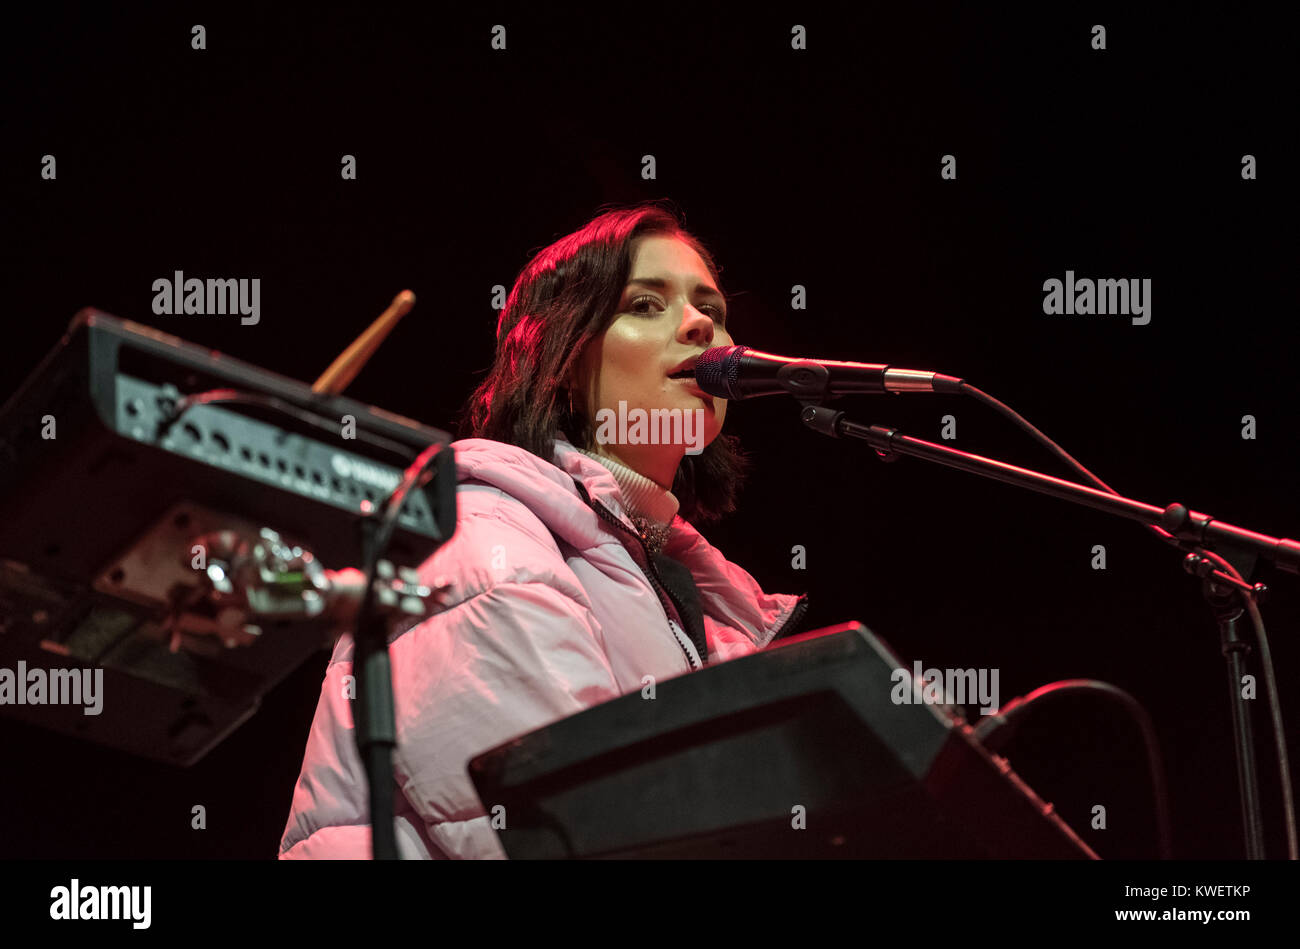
[
  {"xmin": 959, "ymin": 381, "xmax": 1295, "ymax": 859},
  {"xmin": 959, "ymin": 382, "xmax": 1187, "ymax": 551},
  {"xmin": 972, "ymin": 679, "xmax": 1173, "ymax": 859}
]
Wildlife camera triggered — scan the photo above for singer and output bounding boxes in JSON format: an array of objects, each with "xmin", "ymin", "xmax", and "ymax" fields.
[{"xmin": 278, "ymin": 201, "xmax": 809, "ymax": 859}]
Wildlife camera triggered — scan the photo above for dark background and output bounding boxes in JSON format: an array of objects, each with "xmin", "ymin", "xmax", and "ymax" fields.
[{"xmin": 1, "ymin": 5, "xmax": 1295, "ymax": 859}]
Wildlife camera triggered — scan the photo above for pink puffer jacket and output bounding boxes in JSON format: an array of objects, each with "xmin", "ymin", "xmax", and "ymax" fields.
[{"xmin": 278, "ymin": 434, "xmax": 809, "ymax": 858}]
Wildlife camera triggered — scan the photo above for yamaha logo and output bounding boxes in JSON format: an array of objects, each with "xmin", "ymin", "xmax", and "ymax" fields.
[{"xmin": 330, "ymin": 454, "xmax": 400, "ymax": 492}]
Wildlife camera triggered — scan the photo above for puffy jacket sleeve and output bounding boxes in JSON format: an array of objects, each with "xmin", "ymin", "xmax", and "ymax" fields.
[{"xmin": 278, "ymin": 488, "xmax": 625, "ymax": 860}]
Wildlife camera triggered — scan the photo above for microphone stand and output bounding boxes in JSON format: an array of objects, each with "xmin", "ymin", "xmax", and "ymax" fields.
[{"xmin": 799, "ymin": 402, "xmax": 1298, "ymax": 859}]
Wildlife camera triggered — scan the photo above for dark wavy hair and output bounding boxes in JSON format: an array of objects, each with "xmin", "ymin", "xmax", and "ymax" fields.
[{"xmin": 456, "ymin": 199, "xmax": 751, "ymax": 525}]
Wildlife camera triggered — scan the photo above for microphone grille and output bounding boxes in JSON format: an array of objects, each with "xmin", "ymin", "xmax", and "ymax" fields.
[{"xmin": 694, "ymin": 345, "xmax": 746, "ymax": 398}]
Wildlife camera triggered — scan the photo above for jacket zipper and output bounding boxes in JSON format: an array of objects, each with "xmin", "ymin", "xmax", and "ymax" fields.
[
  {"xmin": 770, "ymin": 592, "xmax": 811, "ymax": 642},
  {"xmin": 573, "ymin": 480, "xmax": 703, "ymax": 670}
]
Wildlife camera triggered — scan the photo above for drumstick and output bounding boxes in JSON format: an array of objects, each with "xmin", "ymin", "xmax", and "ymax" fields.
[{"xmin": 312, "ymin": 289, "xmax": 416, "ymax": 395}]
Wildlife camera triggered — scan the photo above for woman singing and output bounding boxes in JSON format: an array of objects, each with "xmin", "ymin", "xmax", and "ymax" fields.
[{"xmin": 278, "ymin": 201, "xmax": 810, "ymax": 859}]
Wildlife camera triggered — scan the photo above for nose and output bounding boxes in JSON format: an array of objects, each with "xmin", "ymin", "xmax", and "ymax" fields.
[{"xmin": 680, "ymin": 305, "xmax": 714, "ymax": 346}]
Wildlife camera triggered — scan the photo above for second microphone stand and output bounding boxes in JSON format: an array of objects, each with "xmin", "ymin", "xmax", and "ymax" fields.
[{"xmin": 799, "ymin": 402, "xmax": 1297, "ymax": 859}]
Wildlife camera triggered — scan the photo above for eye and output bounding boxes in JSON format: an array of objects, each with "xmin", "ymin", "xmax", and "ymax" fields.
[
  {"xmin": 629, "ymin": 294, "xmax": 726, "ymax": 324},
  {"xmin": 629, "ymin": 294, "xmax": 662, "ymax": 314}
]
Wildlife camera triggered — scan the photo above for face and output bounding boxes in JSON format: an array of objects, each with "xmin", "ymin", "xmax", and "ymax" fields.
[{"xmin": 575, "ymin": 234, "xmax": 734, "ymax": 488}]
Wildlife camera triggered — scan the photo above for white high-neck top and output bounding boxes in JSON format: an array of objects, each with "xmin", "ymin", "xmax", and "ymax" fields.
[{"xmin": 576, "ymin": 447, "xmax": 680, "ymax": 528}]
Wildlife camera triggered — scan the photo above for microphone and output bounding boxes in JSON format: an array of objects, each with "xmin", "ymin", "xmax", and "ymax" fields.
[{"xmin": 693, "ymin": 345, "xmax": 964, "ymax": 401}]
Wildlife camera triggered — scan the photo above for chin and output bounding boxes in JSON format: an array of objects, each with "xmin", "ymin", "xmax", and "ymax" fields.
[{"xmin": 694, "ymin": 425, "xmax": 722, "ymax": 453}]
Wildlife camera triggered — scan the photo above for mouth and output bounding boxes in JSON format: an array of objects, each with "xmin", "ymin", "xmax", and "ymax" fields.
[{"xmin": 666, "ymin": 354, "xmax": 702, "ymax": 380}]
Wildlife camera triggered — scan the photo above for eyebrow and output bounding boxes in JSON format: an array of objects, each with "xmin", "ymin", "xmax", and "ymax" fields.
[{"xmin": 626, "ymin": 276, "xmax": 726, "ymax": 305}]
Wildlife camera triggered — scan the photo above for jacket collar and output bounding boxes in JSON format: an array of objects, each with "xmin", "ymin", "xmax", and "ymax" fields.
[{"xmin": 450, "ymin": 435, "xmax": 805, "ymax": 645}]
